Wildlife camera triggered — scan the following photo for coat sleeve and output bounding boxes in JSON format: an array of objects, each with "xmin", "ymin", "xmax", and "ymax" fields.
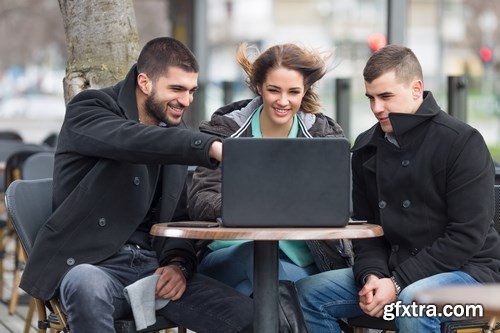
[
  {"xmin": 187, "ymin": 166, "xmax": 222, "ymax": 221},
  {"xmin": 393, "ymin": 130, "xmax": 495, "ymax": 289},
  {"xmin": 152, "ymin": 236, "xmax": 198, "ymax": 279},
  {"xmin": 351, "ymin": 149, "xmax": 392, "ymax": 286},
  {"xmin": 61, "ymin": 89, "xmax": 219, "ymax": 169},
  {"xmin": 152, "ymin": 184, "xmax": 198, "ymax": 279}
]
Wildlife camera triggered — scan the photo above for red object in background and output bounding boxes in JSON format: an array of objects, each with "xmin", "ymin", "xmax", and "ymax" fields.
[
  {"xmin": 367, "ymin": 33, "xmax": 387, "ymax": 52},
  {"xmin": 479, "ymin": 46, "xmax": 493, "ymax": 62}
]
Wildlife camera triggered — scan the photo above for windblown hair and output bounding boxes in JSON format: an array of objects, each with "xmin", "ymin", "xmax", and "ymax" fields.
[
  {"xmin": 236, "ymin": 43, "xmax": 331, "ymax": 114},
  {"xmin": 137, "ymin": 37, "xmax": 199, "ymax": 81},
  {"xmin": 363, "ymin": 45, "xmax": 422, "ymax": 85}
]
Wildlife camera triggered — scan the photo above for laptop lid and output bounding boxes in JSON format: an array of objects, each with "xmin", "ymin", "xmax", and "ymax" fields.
[{"xmin": 221, "ymin": 137, "xmax": 351, "ymax": 227}]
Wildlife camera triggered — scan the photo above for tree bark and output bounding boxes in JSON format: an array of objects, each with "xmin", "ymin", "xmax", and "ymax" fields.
[{"xmin": 58, "ymin": 0, "xmax": 140, "ymax": 103}]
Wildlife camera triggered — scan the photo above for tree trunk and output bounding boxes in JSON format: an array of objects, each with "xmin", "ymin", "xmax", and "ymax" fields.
[{"xmin": 58, "ymin": 0, "xmax": 140, "ymax": 103}]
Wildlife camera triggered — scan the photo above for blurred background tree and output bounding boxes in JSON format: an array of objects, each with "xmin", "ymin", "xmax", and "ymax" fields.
[
  {"xmin": 58, "ymin": 0, "xmax": 140, "ymax": 103},
  {"xmin": 0, "ymin": 0, "xmax": 168, "ymax": 142}
]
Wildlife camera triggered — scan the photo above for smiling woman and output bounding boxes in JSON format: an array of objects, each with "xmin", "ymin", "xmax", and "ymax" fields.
[
  {"xmin": 256, "ymin": 67, "xmax": 306, "ymax": 137},
  {"xmin": 187, "ymin": 42, "xmax": 350, "ymax": 305}
]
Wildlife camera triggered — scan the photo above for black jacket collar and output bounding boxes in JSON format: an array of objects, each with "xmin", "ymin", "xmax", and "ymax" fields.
[
  {"xmin": 352, "ymin": 91, "xmax": 440, "ymax": 152},
  {"xmin": 117, "ymin": 64, "xmax": 140, "ymax": 122},
  {"xmin": 390, "ymin": 91, "xmax": 440, "ymax": 137}
]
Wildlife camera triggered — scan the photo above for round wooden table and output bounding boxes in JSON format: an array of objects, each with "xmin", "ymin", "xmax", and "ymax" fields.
[
  {"xmin": 151, "ymin": 222, "xmax": 383, "ymax": 333},
  {"xmin": 416, "ymin": 284, "xmax": 500, "ymax": 319}
]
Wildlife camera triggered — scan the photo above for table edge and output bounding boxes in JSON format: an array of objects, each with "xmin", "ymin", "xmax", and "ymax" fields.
[{"xmin": 150, "ymin": 222, "xmax": 383, "ymax": 240}]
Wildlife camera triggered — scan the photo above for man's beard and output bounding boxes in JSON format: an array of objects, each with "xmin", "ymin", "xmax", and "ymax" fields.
[{"xmin": 144, "ymin": 90, "xmax": 169, "ymax": 125}]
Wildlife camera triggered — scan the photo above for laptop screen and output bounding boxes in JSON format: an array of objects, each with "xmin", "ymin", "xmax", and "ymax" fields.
[{"xmin": 221, "ymin": 137, "xmax": 351, "ymax": 228}]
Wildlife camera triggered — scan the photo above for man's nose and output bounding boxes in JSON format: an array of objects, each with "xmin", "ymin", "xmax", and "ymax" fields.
[
  {"xmin": 178, "ymin": 92, "xmax": 191, "ymax": 107},
  {"xmin": 372, "ymin": 100, "xmax": 384, "ymax": 113}
]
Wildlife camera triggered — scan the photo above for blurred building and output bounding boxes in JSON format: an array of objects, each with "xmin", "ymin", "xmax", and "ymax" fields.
[{"xmin": 0, "ymin": 0, "xmax": 499, "ymax": 145}]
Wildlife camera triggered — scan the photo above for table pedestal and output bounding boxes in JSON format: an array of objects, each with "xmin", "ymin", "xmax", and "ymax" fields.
[
  {"xmin": 254, "ymin": 241, "xmax": 279, "ymax": 332},
  {"xmin": 149, "ymin": 222, "xmax": 384, "ymax": 333}
]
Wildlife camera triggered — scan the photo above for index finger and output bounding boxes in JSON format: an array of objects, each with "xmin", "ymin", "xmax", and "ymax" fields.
[
  {"xmin": 155, "ymin": 268, "xmax": 176, "ymax": 294},
  {"xmin": 359, "ymin": 283, "xmax": 376, "ymax": 297}
]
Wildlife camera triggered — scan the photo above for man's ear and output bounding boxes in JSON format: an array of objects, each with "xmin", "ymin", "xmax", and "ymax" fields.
[
  {"xmin": 137, "ymin": 73, "xmax": 152, "ymax": 95},
  {"xmin": 411, "ymin": 79, "xmax": 423, "ymax": 100}
]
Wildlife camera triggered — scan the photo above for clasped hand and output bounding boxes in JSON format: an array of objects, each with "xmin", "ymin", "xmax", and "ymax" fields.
[{"xmin": 358, "ymin": 275, "xmax": 398, "ymax": 317}]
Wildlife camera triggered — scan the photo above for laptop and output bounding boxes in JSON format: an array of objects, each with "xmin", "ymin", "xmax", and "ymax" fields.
[{"xmin": 221, "ymin": 137, "xmax": 351, "ymax": 227}]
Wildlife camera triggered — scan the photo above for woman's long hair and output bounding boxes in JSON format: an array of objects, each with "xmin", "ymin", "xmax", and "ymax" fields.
[{"xmin": 236, "ymin": 43, "xmax": 332, "ymax": 114}]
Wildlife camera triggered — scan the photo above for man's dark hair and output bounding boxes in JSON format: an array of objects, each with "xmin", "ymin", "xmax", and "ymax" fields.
[
  {"xmin": 137, "ymin": 37, "xmax": 199, "ymax": 81},
  {"xmin": 363, "ymin": 45, "xmax": 423, "ymax": 85}
]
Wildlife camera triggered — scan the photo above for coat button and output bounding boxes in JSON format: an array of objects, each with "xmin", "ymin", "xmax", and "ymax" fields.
[
  {"xmin": 378, "ymin": 200, "xmax": 387, "ymax": 209},
  {"xmin": 410, "ymin": 247, "xmax": 420, "ymax": 255},
  {"xmin": 402, "ymin": 200, "xmax": 411, "ymax": 208},
  {"xmin": 194, "ymin": 139, "xmax": 202, "ymax": 146},
  {"xmin": 67, "ymin": 258, "xmax": 75, "ymax": 266},
  {"xmin": 133, "ymin": 177, "xmax": 140, "ymax": 185},
  {"xmin": 391, "ymin": 245, "xmax": 399, "ymax": 252},
  {"xmin": 401, "ymin": 160, "xmax": 410, "ymax": 167},
  {"xmin": 98, "ymin": 218, "xmax": 106, "ymax": 227}
]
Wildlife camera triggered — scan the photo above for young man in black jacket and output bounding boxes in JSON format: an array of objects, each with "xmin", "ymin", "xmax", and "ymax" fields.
[
  {"xmin": 296, "ymin": 45, "xmax": 500, "ymax": 332},
  {"xmin": 21, "ymin": 37, "xmax": 252, "ymax": 332}
]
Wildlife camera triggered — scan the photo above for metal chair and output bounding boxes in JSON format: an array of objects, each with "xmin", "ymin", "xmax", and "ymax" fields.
[
  {"xmin": 0, "ymin": 141, "xmax": 52, "ymax": 302},
  {"xmin": 11, "ymin": 152, "xmax": 55, "ymax": 330},
  {"xmin": 5, "ymin": 178, "xmax": 185, "ymax": 333},
  {"xmin": 345, "ymin": 185, "xmax": 500, "ymax": 333},
  {"xmin": 5, "ymin": 178, "xmax": 68, "ymax": 333},
  {"xmin": 4, "ymin": 148, "xmax": 54, "ymax": 315}
]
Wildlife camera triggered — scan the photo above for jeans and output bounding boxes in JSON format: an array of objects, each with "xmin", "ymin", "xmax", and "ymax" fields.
[
  {"xmin": 59, "ymin": 244, "xmax": 253, "ymax": 333},
  {"xmin": 296, "ymin": 267, "xmax": 479, "ymax": 333},
  {"xmin": 198, "ymin": 241, "xmax": 319, "ymax": 296}
]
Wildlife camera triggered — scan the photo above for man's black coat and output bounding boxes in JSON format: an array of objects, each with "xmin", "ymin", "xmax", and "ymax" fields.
[
  {"xmin": 21, "ymin": 65, "xmax": 219, "ymax": 301},
  {"xmin": 352, "ymin": 92, "xmax": 500, "ymax": 289}
]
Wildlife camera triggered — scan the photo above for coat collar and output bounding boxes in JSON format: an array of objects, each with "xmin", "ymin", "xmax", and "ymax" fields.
[
  {"xmin": 389, "ymin": 91, "xmax": 440, "ymax": 137},
  {"xmin": 117, "ymin": 64, "xmax": 140, "ymax": 122},
  {"xmin": 352, "ymin": 91, "xmax": 440, "ymax": 152}
]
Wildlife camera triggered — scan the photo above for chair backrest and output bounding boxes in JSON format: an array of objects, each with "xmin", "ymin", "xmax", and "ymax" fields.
[
  {"xmin": 0, "ymin": 141, "xmax": 40, "ymax": 162},
  {"xmin": 0, "ymin": 131, "xmax": 23, "ymax": 142},
  {"xmin": 22, "ymin": 152, "xmax": 55, "ymax": 180},
  {"xmin": 0, "ymin": 140, "xmax": 26, "ymax": 192},
  {"xmin": 42, "ymin": 133, "xmax": 59, "ymax": 148},
  {"xmin": 1, "ymin": 142, "xmax": 52, "ymax": 191},
  {"xmin": 494, "ymin": 185, "xmax": 500, "ymax": 234},
  {"xmin": 5, "ymin": 178, "xmax": 53, "ymax": 255}
]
